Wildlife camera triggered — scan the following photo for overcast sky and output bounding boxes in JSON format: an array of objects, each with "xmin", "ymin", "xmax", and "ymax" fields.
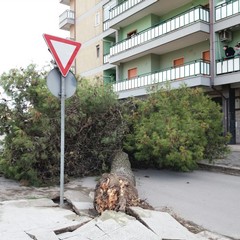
[{"xmin": 0, "ymin": 0, "xmax": 68, "ymax": 75}]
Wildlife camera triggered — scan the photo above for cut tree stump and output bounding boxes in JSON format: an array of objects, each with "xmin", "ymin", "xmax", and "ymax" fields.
[{"xmin": 94, "ymin": 150, "xmax": 151, "ymax": 214}]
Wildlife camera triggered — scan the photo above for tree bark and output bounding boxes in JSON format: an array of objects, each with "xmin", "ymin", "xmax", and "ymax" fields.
[{"xmin": 93, "ymin": 150, "xmax": 140, "ymax": 214}]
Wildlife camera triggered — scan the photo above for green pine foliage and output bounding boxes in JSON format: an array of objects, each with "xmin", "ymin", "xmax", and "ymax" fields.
[
  {"xmin": 0, "ymin": 65, "xmax": 61, "ymax": 185},
  {"xmin": 64, "ymin": 78, "xmax": 127, "ymax": 177},
  {"xmin": 0, "ymin": 65, "xmax": 231, "ymax": 185},
  {"xmin": 0, "ymin": 65, "xmax": 126, "ymax": 186},
  {"xmin": 123, "ymin": 84, "xmax": 230, "ymax": 171}
]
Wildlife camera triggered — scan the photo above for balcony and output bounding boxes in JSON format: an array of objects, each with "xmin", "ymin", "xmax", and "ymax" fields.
[
  {"xmin": 113, "ymin": 60, "xmax": 210, "ymax": 98},
  {"xmin": 108, "ymin": 0, "xmax": 193, "ymax": 29},
  {"xmin": 215, "ymin": 57, "xmax": 240, "ymax": 85},
  {"xmin": 59, "ymin": 10, "xmax": 75, "ymax": 31},
  {"xmin": 216, "ymin": 57, "xmax": 240, "ymax": 74},
  {"xmin": 104, "ymin": 0, "xmax": 148, "ymax": 31},
  {"xmin": 59, "ymin": 0, "xmax": 70, "ymax": 6},
  {"xmin": 215, "ymin": 0, "xmax": 240, "ymax": 21},
  {"xmin": 109, "ymin": 6, "xmax": 209, "ymax": 64},
  {"xmin": 109, "ymin": 0, "xmax": 145, "ymax": 19}
]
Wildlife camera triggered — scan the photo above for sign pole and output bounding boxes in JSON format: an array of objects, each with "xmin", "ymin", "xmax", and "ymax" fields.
[
  {"xmin": 43, "ymin": 33, "xmax": 81, "ymax": 207},
  {"xmin": 60, "ymin": 75, "xmax": 65, "ymax": 207}
]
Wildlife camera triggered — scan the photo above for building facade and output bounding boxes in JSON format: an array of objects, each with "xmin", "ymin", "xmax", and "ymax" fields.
[{"xmin": 59, "ymin": 0, "xmax": 240, "ymax": 144}]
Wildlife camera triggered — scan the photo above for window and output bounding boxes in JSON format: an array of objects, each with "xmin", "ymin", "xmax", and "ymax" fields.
[
  {"xmin": 173, "ymin": 57, "xmax": 184, "ymax": 67},
  {"xmin": 96, "ymin": 45, "xmax": 100, "ymax": 58},
  {"xmin": 128, "ymin": 68, "xmax": 137, "ymax": 79},
  {"xmin": 95, "ymin": 12, "xmax": 100, "ymax": 26},
  {"xmin": 202, "ymin": 50, "xmax": 210, "ymax": 61}
]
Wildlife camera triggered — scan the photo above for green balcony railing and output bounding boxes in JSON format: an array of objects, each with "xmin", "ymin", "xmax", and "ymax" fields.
[
  {"xmin": 215, "ymin": 0, "xmax": 240, "ymax": 21},
  {"xmin": 216, "ymin": 56, "xmax": 240, "ymax": 74},
  {"xmin": 110, "ymin": 6, "xmax": 209, "ymax": 57},
  {"xmin": 109, "ymin": 0, "xmax": 144, "ymax": 20},
  {"xmin": 113, "ymin": 59, "xmax": 210, "ymax": 92}
]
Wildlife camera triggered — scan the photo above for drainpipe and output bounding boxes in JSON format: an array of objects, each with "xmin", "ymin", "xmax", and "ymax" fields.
[
  {"xmin": 211, "ymin": 85, "xmax": 229, "ymax": 136},
  {"xmin": 209, "ymin": 0, "xmax": 229, "ymax": 137},
  {"xmin": 209, "ymin": 0, "xmax": 215, "ymax": 86},
  {"xmin": 209, "ymin": 0, "xmax": 225, "ymax": 99},
  {"xmin": 116, "ymin": 65, "xmax": 119, "ymax": 83},
  {"xmin": 229, "ymin": 87, "xmax": 236, "ymax": 144},
  {"xmin": 115, "ymin": 29, "xmax": 119, "ymax": 83}
]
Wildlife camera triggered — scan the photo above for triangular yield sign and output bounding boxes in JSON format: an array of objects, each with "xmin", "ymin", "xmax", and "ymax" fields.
[{"xmin": 43, "ymin": 34, "xmax": 81, "ymax": 77}]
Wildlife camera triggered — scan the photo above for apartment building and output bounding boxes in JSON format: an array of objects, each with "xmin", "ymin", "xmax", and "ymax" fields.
[{"xmin": 59, "ymin": 0, "xmax": 240, "ymax": 144}]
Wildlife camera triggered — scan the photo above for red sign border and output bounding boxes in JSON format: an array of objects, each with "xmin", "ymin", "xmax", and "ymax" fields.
[{"xmin": 43, "ymin": 34, "xmax": 81, "ymax": 77}]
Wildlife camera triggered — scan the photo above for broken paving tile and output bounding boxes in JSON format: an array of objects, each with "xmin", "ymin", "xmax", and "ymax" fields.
[
  {"xmin": 0, "ymin": 198, "xmax": 91, "ymax": 239},
  {"xmin": 58, "ymin": 210, "xmax": 159, "ymax": 240},
  {"xmin": 64, "ymin": 190, "xmax": 92, "ymax": 202},
  {"xmin": 58, "ymin": 218, "xmax": 106, "ymax": 239},
  {"xmin": 64, "ymin": 189, "xmax": 95, "ymax": 216},
  {"xmin": 26, "ymin": 229, "xmax": 59, "ymax": 240},
  {"xmin": 129, "ymin": 207, "xmax": 199, "ymax": 240}
]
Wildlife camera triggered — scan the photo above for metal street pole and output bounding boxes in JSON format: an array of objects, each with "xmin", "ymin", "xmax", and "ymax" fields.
[
  {"xmin": 60, "ymin": 75, "xmax": 65, "ymax": 207},
  {"xmin": 43, "ymin": 34, "xmax": 81, "ymax": 208}
]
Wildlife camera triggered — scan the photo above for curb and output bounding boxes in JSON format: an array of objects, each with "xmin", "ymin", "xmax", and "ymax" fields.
[{"xmin": 198, "ymin": 162, "xmax": 240, "ymax": 176}]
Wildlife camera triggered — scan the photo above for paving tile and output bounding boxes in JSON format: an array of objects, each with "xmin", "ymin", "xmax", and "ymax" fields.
[
  {"xmin": 58, "ymin": 219, "xmax": 107, "ymax": 239},
  {"xmin": 26, "ymin": 229, "xmax": 59, "ymax": 240},
  {"xmin": 0, "ymin": 231, "xmax": 32, "ymax": 240},
  {"xmin": 130, "ymin": 207, "xmax": 198, "ymax": 240},
  {"xmin": 100, "ymin": 219, "xmax": 160, "ymax": 240},
  {"xmin": 60, "ymin": 210, "xmax": 160, "ymax": 240},
  {"xmin": 0, "ymin": 198, "xmax": 91, "ymax": 239}
]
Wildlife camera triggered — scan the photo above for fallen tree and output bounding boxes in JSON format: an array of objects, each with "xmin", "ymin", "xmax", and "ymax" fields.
[
  {"xmin": 94, "ymin": 150, "xmax": 151, "ymax": 214},
  {"xmin": 0, "ymin": 67, "xmax": 127, "ymax": 186}
]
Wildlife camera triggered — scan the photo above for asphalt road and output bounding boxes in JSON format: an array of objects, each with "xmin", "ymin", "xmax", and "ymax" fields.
[{"xmin": 134, "ymin": 169, "xmax": 240, "ymax": 239}]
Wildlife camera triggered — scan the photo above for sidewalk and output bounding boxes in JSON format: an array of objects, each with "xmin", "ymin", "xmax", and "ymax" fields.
[
  {"xmin": 0, "ymin": 187, "xmax": 234, "ymax": 240},
  {"xmin": 198, "ymin": 145, "xmax": 240, "ymax": 176}
]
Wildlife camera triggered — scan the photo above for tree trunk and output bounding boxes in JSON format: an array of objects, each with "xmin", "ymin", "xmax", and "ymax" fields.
[{"xmin": 93, "ymin": 150, "xmax": 140, "ymax": 214}]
